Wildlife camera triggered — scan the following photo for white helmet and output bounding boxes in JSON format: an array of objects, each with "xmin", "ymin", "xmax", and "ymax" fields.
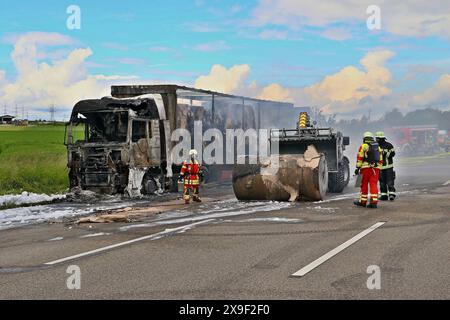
[{"xmin": 189, "ymin": 149, "xmax": 198, "ymax": 157}]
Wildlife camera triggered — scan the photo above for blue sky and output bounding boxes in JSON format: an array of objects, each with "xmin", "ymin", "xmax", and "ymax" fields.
[{"xmin": 0, "ymin": 0, "xmax": 449, "ymax": 119}]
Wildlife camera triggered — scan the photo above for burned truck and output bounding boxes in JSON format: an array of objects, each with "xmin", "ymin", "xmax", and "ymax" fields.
[{"xmin": 65, "ymin": 85, "xmax": 299, "ymax": 196}]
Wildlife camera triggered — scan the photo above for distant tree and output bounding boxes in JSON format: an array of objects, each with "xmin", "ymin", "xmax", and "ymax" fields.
[{"xmin": 383, "ymin": 108, "xmax": 404, "ymax": 126}]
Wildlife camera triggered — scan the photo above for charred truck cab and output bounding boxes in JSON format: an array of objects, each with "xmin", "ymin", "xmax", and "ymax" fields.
[
  {"xmin": 66, "ymin": 85, "xmax": 300, "ymax": 197},
  {"xmin": 65, "ymin": 95, "xmax": 171, "ymax": 196}
]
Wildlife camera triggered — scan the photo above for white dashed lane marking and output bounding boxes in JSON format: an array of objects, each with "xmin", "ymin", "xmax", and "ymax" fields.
[
  {"xmin": 44, "ymin": 219, "xmax": 214, "ymax": 266},
  {"xmin": 291, "ymin": 222, "xmax": 386, "ymax": 277}
]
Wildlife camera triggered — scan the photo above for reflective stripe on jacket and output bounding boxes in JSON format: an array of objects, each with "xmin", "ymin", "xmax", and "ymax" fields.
[
  {"xmin": 378, "ymin": 140, "xmax": 395, "ymax": 170},
  {"xmin": 180, "ymin": 160, "xmax": 200, "ymax": 186}
]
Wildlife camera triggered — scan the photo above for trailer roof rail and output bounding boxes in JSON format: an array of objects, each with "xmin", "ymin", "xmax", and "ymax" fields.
[{"xmin": 111, "ymin": 84, "xmax": 294, "ymax": 108}]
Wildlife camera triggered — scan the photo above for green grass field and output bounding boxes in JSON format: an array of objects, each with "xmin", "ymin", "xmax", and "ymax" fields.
[{"xmin": 0, "ymin": 124, "xmax": 69, "ymax": 195}]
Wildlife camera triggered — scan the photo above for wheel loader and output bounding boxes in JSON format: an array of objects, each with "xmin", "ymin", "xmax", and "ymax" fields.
[{"xmin": 232, "ymin": 112, "xmax": 350, "ymax": 202}]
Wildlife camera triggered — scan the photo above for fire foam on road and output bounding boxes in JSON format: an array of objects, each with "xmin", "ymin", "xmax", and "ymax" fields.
[{"xmin": 0, "ymin": 192, "xmax": 65, "ymax": 208}]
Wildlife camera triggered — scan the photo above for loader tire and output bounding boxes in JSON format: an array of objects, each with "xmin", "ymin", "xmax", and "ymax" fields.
[{"xmin": 328, "ymin": 156, "xmax": 350, "ymax": 193}]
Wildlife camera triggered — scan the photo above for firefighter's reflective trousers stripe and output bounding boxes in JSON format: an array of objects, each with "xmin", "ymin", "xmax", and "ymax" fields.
[
  {"xmin": 379, "ymin": 167, "xmax": 396, "ymax": 198},
  {"xmin": 183, "ymin": 185, "xmax": 199, "ymax": 202},
  {"xmin": 359, "ymin": 167, "xmax": 380, "ymax": 205}
]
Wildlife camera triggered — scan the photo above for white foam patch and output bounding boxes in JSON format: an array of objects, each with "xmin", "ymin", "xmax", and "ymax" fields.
[
  {"xmin": 0, "ymin": 199, "xmax": 138, "ymax": 231},
  {"xmin": 0, "ymin": 192, "xmax": 65, "ymax": 207},
  {"xmin": 120, "ymin": 200, "xmax": 293, "ymax": 231},
  {"xmin": 79, "ymin": 232, "xmax": 111, "ymax": 238},
  {"xmin": 225, "ymin": 217, "xmax": 302, "ymax": 223},
  {"xmin": 306, "ymin": 206, "xmax": 338, "ymax": 213}
]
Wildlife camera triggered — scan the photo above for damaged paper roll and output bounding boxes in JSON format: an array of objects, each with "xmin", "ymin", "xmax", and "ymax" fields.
[{"xmin": 232, "ymin": 145, "xmax": 328, "ymax": 202}]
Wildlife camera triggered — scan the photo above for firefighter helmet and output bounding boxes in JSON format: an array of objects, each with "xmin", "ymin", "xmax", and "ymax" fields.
[
  {"xmin": 363, "ymin": 131, "xmax": 374, "ymax": 139},
  {"xmin": 375, "ymin": 131, "xmax": 385, "ymax": 139},
  {"xmin": 189, "ymin": 149, "xmax": 198, "ymax": 157}
]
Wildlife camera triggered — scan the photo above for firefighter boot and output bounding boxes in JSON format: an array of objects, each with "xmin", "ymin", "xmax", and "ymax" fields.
[
  {"xmin": 183, "ymin": 189, "xmax": 190, "ymax": 204},
  {"xmin": 353, "ymin": 200, "xmax": 366, "ymax": 207},
  {"xmin": 192, "ymin": 187, "xmax": 201, "ymax": 202},
  {"xmin": 379, "ymin": 195, "xmax": 388, "ymax": 201},
  {"xmin": 367, "ymin": 203, "xmax": 378, "ymax": 209},
  {"xmin": 389, "ymin": 194, "xmax": 396, "ymax": 201}
]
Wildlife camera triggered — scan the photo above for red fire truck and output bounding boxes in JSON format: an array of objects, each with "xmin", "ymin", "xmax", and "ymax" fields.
[
  {"xmin": 437, "ymin": 130, "xmax": 450, "ymax": 152},
  {"xmin": 386, "ymin": 125, "xmax": 439, "ymax": 155}
]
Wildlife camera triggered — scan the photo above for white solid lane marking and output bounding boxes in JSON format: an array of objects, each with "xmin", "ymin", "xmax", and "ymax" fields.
[
  {"xmin": 291, "ymin": 222, "xmax": 386, "ymax": 277},
  {"xmin": 443, "ymin": 180, "xmax": 450, "ymax": 186},
  {"xmin": 44, "ymin": 219, "xmax": 214, "ymax": 266}
]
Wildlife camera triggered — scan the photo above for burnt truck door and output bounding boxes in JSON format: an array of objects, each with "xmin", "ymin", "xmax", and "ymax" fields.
[
  {"xmin": 149, "ymin": 119, "xmax": 161, "ymax": 165},
  {"xmin": 126, "ymin": 118, "xmax": 168, "ymax": 196},
  {"xmin": 129, "ymin": 118, "xmax": 161, "ymax": 168}
]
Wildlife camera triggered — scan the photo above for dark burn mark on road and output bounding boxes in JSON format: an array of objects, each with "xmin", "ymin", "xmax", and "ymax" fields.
[{"xmin": 0, "ymin": 265, "xmax": 52, "ymax": 274}]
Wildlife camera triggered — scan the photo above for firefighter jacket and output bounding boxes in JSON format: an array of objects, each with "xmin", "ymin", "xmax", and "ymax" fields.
[
  {"xmin": 356, "ymin": 143, "xmax": 383, "ymax": 169},
  {"xmin": 378, "ymin": 139, "xmax": 395, "ymax": 170},
  {"xmin": 180, "ymin": 160, "xmax": 201, "ymax": 186}
]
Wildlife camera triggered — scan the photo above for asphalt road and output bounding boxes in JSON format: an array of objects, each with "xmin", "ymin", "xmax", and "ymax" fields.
[{"xmin": 0, "ymin": 154, "xmax": 449, "ymax": 299}]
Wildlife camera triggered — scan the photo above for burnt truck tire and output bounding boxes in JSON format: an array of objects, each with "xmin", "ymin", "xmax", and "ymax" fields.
[
  {"xmin": 328, "ymin": 156, "xmax": 350, "ymax": 193},
  {"xmin": 170, "ymin": 175, "xmax": 180, "ymax": 193},
  {"xmin": 143, "ymin": 178, "xmax": 158, "ymax": 195}
]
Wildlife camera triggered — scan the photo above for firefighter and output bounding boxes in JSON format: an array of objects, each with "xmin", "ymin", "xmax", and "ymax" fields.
[
  {"xmin": 376, "ymin": 131, "xmax": 396, "ymax": 201},
  {"xmin": 179, "ymin": 149, "xmax": 202, "ymax": 204},
  {"xmin": 354, "ymin": 132, "xmax": 383, "ymax": 209}
]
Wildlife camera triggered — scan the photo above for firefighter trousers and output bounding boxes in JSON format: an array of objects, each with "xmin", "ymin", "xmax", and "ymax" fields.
[
  {"xmin": 359, "ymin": 167, "xmax": 380, "ymax": 205},
  {"xmin": 379, "ymin": 168, "xmax": 396, "ymax": 199},
  {"xmin": 183, "ymin": 185, "xmax": 200, "ymax": 203}
]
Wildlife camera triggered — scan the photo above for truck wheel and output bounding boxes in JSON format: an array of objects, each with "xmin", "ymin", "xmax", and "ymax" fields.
[
  {"xmin": 170, "ymin": 175, "xmax": 180, "ymax": 193},
  {"xmin": 143, "ymin": 177, "xmax": 158, "ymax": 195},
  {"xmin": 328, "ymin": 156, "xmax": 350, "ymax": 193},
  {"xmin": 69, "ymin": 169, "xmax": 79, "ymax": 189}
]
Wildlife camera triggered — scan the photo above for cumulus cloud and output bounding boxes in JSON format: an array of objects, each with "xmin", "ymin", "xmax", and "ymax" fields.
[
  {"xmin": 193, "ymin": 65, "xmax": 292, "ymax": 102},
  {"xmin": 252, "ymin": 0, "xmax": 450, "ymax": 39},
  {"xmin": 194, "ymin": 64, "xmax": 250, "ymax": 93},
  {"xmin": 194, "ymin": 51, "xmax": 448, "ymax": 119},
  {"xmin": 257, "ymin": 83, "xmax": 292, "ymax": 102},
  {"xmin": 411, "ymin": 74, "xmax": 450, "ymax": 109},
  {"xmin": 193, "ymin": 51, "xmax": 394, "ymax": 114},
  {"xmin": 300, "ymin": 50, "xmax": 395, "ymax": 113},
  {"xmin": 9, "ymin": 32, "xmax": 75, "ymax": 75},
  {"xmin": 0, "ymin": 32, "xmax": 140, "ymax": 118}
]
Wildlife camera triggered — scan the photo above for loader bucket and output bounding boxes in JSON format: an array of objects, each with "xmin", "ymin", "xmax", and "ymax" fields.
[{"xmin": 232, "ymin": 145, "xmax": 328, "ymax": 202}]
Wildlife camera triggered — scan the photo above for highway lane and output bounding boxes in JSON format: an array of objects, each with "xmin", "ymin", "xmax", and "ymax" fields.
[{"xmin": 0, "ymin": 155, "xmax": 449, "ymax": 299}]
